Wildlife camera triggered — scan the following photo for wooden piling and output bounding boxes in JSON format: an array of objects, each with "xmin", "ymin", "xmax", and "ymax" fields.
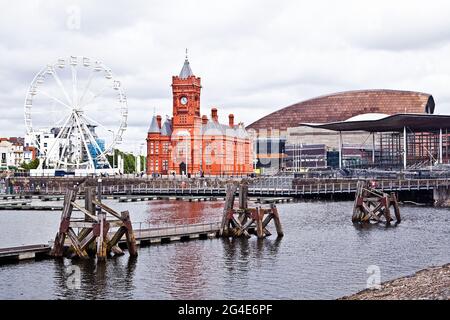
[
  {"xmin": 271, "ymin": 204, "xmax": 284, "ymax": 237},
  {"xmin": 255, "ymin": 207, "xmax": 264, "ymax": 239},
  {"xmin": 383, "ymin": 196, "xmax": 392, "ymax": 225},
  {"xmin": 122, "ymin": 211, "xmax": 138, "ymax": 257},
  {"xmin": 84, "ymin": 187, "xmax": 95, "ymax": 221},
  {"xmin": 51, "ymin": 187, "xmax": 77, "ymax": 257},
  {"xmin": 219, "ymin": 184, "xmax": 237, "ymax": 237},
  {"xmin": 96, "ymin": 179, "xmax": 107, "ymax": 261},
  {"xmin": 239, "ymin": 182, "xmax": 248, "ymax": 209},
  {"xmin": 391, "ymin": 192, "xmax": 401, "ymax": 223}
]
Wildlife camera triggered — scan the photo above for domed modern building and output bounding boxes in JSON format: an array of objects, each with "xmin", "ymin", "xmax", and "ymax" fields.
[
  {"xmin": 247, "ymin": 90, "xmax": 435, "ymax": 172},
  {"xmin": 248, "ymin": 89, "xmax": 434, "ymax": 133}
]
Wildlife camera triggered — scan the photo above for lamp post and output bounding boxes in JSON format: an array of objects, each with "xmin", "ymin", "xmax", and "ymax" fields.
[
  {"xmin": 108, "ymin": 129, "xmax": 115, "ymax": 171},
  {"xmin": 139, "ymin": 143, "xmax": 145, "ymax": 175}
]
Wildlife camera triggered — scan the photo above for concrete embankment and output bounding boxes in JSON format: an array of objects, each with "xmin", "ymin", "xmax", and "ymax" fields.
[{"xmin": 340, "ymin": 263, "xmax": 450, "ymax": 300}]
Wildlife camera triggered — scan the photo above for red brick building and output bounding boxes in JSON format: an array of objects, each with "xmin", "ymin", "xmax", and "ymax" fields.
[{"xmin": 146, "ymin": 56, "xmax": 253, "ymax": 176}]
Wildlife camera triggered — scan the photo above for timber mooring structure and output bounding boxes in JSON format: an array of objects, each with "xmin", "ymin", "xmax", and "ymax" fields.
[
  {"xmin": 51, "ymin": 179, "xmax": 138, "ymax": 260},
  {"xmin": 352, "ymin": 181, "xmax": 401, "ymax": 225},
  {"xmin": 219, "ymin": 182, "xmax": 284, "ymax": 239}
]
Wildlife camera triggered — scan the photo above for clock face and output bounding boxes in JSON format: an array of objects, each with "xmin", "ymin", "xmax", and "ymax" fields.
[{"xmin": 180, "ymin": 96, "xmax": 188, "ymax": 105}]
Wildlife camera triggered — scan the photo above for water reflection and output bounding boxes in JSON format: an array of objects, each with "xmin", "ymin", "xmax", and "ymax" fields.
[
  {"xmin": 352, "ymin": 221, "xmax": 400, "ymax": 232},
  {"xmin": 222, "ymin": 237, "xmax": 282, "ymax": 271},
  {"xmin": 53, "ymin": 256, "xmax": 137, "ymax": 299},
  {"xmin": 165, "ymin": 244, "xmax": 207, "ymax": 299},
  {"xmin": 1, "ymin": 201, "xmax": 449, "ymax": 299},
  {"xmin": 222, "ymin": 237, "xmax": 250, "ymax": 273},
  {"xmin": 144, "ymin": 201, "xmax": 223, "ymax": 225},
  {"xmin": 258, "ymin": 237, "xmax": 282, "ymax": 256}
]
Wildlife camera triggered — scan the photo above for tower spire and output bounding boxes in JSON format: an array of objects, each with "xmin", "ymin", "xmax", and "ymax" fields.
[{"xmin": 179, "ymin": 49, "xmax": 193, "ymax": 79}]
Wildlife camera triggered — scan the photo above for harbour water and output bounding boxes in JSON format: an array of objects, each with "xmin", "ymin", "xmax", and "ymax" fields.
[{"xmin": 0, "ymin": 200, "xmax": 448, "ymax": 299}]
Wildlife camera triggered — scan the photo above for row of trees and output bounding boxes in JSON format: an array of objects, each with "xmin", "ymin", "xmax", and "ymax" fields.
[
  {"xmin": 107, "ymin": 149, "xmax": 146, "ymax": 174},
  {"xmin": 15, "ymin": 151, "xmax": 145, "ymax": 174}
]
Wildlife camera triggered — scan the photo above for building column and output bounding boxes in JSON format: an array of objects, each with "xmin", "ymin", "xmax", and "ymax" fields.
[
  {"xmin": 403, "ymin": 126, "xmax": 407, "ymax": 170},
  {"xmin": 439, "ymin": 128, "xmax": 443, "ymax": 164},
  {"xmin": 338, "ymin": 131, "xmax": 342, "ymax": 169},
  {"xmin": 372, "ymin": 132, "xmax": 375, "ymax": 164}
]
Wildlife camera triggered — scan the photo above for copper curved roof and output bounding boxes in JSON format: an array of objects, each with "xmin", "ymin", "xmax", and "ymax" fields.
[{"xmin": 247, "ymin": 89, "xmax": 434, "ymax": 132}]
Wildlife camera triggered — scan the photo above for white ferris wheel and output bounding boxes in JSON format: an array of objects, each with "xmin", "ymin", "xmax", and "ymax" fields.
[{"xmin": 24, "ymin": 56, "xmax": 127, "ymax": 171}]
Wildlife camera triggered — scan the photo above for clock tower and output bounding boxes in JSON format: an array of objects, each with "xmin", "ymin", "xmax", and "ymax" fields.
[
  {"xmin": 171, "ymin": 53, "xmax": 202, "ymax": 129},
  {"xmin": 146, "ymin": 53, "xmax": 253, "ymax": 177}
]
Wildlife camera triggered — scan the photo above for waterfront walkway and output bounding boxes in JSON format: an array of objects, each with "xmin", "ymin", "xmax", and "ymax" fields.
[
  {"xmin": 6, "ymin": 177, "xmax": 450, "ymax": 197},
  {"xmin": 64, "ymin": 178, "xmax": 450, "ymax": 197}
]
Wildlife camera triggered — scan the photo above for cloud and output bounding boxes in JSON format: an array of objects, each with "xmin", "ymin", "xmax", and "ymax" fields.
[{"xmin": 1, "ymin": 0, "xmax": 450, "ymax": 152}]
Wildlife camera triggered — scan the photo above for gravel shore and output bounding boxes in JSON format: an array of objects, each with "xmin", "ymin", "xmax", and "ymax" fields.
[{"xmin": 340, "ymin": 263, "xmax": 450, "ymax": 300}]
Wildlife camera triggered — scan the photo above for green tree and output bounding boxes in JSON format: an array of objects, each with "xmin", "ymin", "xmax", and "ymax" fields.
[
  {"xmin": 20, "ymin": 158, "xmax": 40, "ymax": 171},
  {"xmin": 107, "ymin": 149, "xmax": 144, "ymax": 174}
]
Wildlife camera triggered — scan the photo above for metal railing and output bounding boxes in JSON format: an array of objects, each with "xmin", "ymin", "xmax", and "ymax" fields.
[
  {"xmin": 4, "ymin": 176, "xmax": 450, "ymax": 196},
  {"xmin": 103, "ymin": 217, "xmax": 221, "ymax": 240}
]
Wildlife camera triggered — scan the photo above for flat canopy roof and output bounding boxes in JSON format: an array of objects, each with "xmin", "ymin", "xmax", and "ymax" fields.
[{"xmin": 300, "ymin": 113, "xmax": 450, "ymax": 132}]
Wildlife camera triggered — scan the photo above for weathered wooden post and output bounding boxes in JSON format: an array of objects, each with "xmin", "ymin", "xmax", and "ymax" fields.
[
  {"xmin": 391, "ymin": 192, "xmax": 401, "ymax": 223},
  {"xmin": 255, "ymin": 207, "xmax": 264, "ymax": 238},
  {"xmin": 270, "ymin": 204, "xmax": 284, "ymax": 237},
  {"xmin": 122, "ymin": 211, "xmax": 138, "ymax": 257},
  {"xmin": 51, "ymin": 186, "xmax": 85, "ymax": 257},
  {"xmin": 239, "ymin": 182, "xmax": 248, "ymax": 210},
  {"xmin": 96, "ymin": 178, "xmax": 107, "ymax": 261},
  {"xmin": 75, "ymin": 187, "xmax": 96, "ymax": 249},
  {"xmin": 219, "ymin": 183, "xmax": 237, "ymax": 237},
  {"xmin": 85, "ymin": 187, "xmax": 95, "ymax": 221},
  {"xmin": 383, "ymin": 195, "xmax": 392, "ymax": 224},
  {"xmin": 352, "ymin": 181, "xmax": 365, "ymax": 222}
]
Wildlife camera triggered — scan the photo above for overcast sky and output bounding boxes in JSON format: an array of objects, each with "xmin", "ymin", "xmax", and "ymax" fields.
[{"xmin": 1, "ymin": 0, "xmax": 450, "ymax": 152}]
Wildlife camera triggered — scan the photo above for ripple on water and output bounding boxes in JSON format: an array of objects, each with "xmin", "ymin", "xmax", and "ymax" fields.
[{"xmin": 0, "ymin": 200, "xmax": 448, "ymax": 299}]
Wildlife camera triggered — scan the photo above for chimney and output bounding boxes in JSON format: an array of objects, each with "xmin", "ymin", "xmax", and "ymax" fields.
[
  {"xmin": 202, "ymin": 115, "xmax": 208, "ymax": 124},
  {"xmin": 211, "ymin": 108, "xmax": 218, "ymax": 122},
  {"xmin": 228, "ymin": 114, "xmax": 234, "ymax": 128},
  {"xmin": 156, "ymin": 115, "xmax": 162, "ymax": 129}
]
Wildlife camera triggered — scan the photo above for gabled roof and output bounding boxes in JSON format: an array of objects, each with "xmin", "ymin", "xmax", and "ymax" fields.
[
  {"xmin": 202, "ymin": 119, "xmax": 226, "ymax": 135},
  {"xmin": 201, "ymin": 119, "xmax": 250, "ymax": 139},
  {"xmin": 148, "ymin": 115, "xmax": 160, "ymax": 133}
]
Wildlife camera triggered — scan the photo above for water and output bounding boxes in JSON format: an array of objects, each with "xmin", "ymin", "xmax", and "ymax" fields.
[{"xmin": 0, "ymin": 200, "xmax": 448, "ymax": 299}]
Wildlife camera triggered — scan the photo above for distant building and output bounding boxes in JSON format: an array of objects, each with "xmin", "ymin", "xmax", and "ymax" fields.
[
  {"xmin": 23, "ymin": 146, "xmax": 37, "ymax": 164},
  {"xmin": 25, "ymin": 129, "xmax": 60, "ymax": 164},
  {"xmin": 146, "ymin": 56, "xmax": 253, "ymax": 176},
  {"xmin": 0, "ymin": 139, "xmax": 24, "ymax": 169}
]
